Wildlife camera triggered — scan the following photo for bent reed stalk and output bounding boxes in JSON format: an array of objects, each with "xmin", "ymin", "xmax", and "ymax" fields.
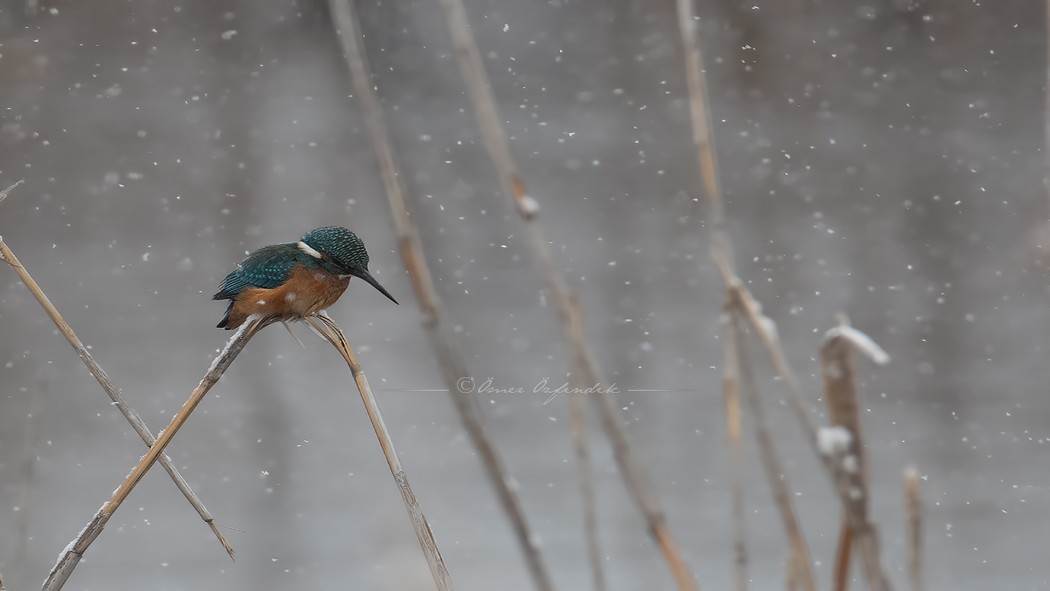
[
  {"xmin": 43, "ymin": 317, "xmax": 275, "ymax": 591},
  {"xmin": 305, "ymin": 314, "xmax": 454, "ymax": 591}
]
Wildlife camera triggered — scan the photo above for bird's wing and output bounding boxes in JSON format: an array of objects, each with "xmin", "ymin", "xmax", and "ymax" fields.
[{"xmin": 212, "ymin": 244, "xmax": 309, "ymax": 300}]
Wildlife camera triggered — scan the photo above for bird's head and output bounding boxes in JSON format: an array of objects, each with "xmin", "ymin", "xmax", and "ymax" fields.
[{"xmin": 298, "ymin": 226, "xmax": 399, "ymax": 305}]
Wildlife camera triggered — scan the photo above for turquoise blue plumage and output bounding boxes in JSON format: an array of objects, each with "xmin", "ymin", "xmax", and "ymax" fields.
[
  {"xmin": 212, "ymin": 226, "xmax": 397, "ymax": 329},
  {"xmin": 214, "ymin": 244, "xmax": 316, "ymax": 300}
]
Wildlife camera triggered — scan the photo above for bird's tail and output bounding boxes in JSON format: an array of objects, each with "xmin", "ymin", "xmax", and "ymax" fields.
[{"xmin": 216, "ymin": 300, "xmax": 234, "ymax": 329}]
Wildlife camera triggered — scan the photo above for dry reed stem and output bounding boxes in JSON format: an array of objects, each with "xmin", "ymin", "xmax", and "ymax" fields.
[
  {"xmin": 326, "ymin": 3, "xmax": 556, "ymax": 588},
  {"xmin": 674, "ymin": 2, "xmax": 895, "ymax": 587},
  {"xmin": 831, "ymin": 520, "xmax": 853, "ymax": 591},
  {"xmin": 719, "ymin": 312, "xmax": 748, "ymax": 591},
  {"xmin": 305, "ymin": 314, "xmax": 454, "ymax": 590},
  {"xmin": 712, "ymin": 252, "xmax": 820, "ymax": 444},
  {"xmin": 729, "ymin": 310, "xmax": 816, "ymax": 591},
  {"xmin": 435, "ymin": 1, "xmax": 697, "ymax": 588},
  {"xmin": 821, "ymin": 324, "xmax": 892, "ymax": 591},
  {"xmin": 675, "ymin": 7, "xmax": 755, "ymax": 588},
  {"xmin": 675, "ymin": 0, "xmax": 730, "ymax": 262},
  {"xmin": 43, "ymin": 317, "xmax": 274, "ymax": 591},
  {"xmin": 824, "ymin": 320, "xmax": 871, "ymax": 591},
  {"xmin": 711, "ymin": 251, "xmax": 896, "ymax": 590},
  {"xmin": 569, "ymin": 391, "xmax": 606, "ymax": 591},
  {"xmin": 903, "ymin": 466, "xmax": 922, "ymax": 591},
  {"xmin": 0, "ymin": 179, "xmax": 25, "ymax": 204},
  {"xmin": 0, "ymin": 239, "xmax": 234, "ymax": 558}
]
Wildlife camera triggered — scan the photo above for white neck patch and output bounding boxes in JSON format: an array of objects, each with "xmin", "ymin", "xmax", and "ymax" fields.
[{"xmin": 297, "ymin": 241, "xmax": 323, "ymax": 259}]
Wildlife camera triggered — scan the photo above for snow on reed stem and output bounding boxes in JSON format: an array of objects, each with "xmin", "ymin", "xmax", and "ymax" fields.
[
  {"xmin": 719, "ymin": 311, "xmax": 748, "ymax": 591},
  {"xmin": 729, "ymin": 311, "xmax": 817, "ymax": 591},
  {"xmin": 42, "ymin": 317, "xmax": 274, "ymax": 591},
  {"xmin": 0, "ymin": 178, "xmax": 25, "ymax": 203},
  {"xmin": 674, "ymin": 1, "xmax": 901, "ymax": 583},
  {"xmin": 326, "ymin": 2, "xmax": 555, "ymax": 588},
  {"xmin": 903, "ymin": 465, "xmax": 923, "ymax": 591},
  {"xmin": 819, "ymin": 322, "xmax": 894, "ymax": 591},
  {"xmin": 823, "ymin": 319, "xmax": 880, "ymax": 591},
  {"xmin": 713, "ymin": 252, "xmax": 898, "ymax": 591},
  {"xmin": 305, "ymin": 315, "xmax": 453, "ymax": 591},
  {"xmin": 435, "ymin": 1, "xmax": 698, "ymax": 588}
]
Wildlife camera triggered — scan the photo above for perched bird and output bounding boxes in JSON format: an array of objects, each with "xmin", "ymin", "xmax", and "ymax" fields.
[{"xmin": 213, "ymin": 226, "xmax": 398, "ymax": 329}]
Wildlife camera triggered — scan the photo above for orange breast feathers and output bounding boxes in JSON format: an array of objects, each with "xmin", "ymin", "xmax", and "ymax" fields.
[{"xmin": 224, "ymin": 264, "xmax": 351, "ymax": 328}]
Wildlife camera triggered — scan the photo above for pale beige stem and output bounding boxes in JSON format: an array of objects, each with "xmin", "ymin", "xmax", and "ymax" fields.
[
  {"xmin": 306, "ymin": 315, "xmax": 454, "ymax": 591},
  {"xmin": 821, "ymin": 325, "xmax": 892, "ymax": 591},
  {"xmin": 43, "ymin": 317, "xmax": 274, "ymax": 591},
  {"xmin": 326, "ymin": 2, "xmax": 555, "ymax": 588},
  {"xmin": 823, "ymin": 319, "xmax": 871, "ymax": 591},
  {"xmin": 730, "ymin": 311, "xmax": 816, "ymax": 591},
  {"xmin": 0, "ymin": 240, "xmax": 235, "ymax": 558},
  {"xmin": 569, "ymin": 391, "xmax": 606, "ymax": 591},
  {"xmin": 719, "ymin": 313, "xmax": 748, "ymax": 591},
  {"xmin": 0, "ymin": 179, "xmax": 25, "ymax": 203},
  {"xmin": 714, "ymin": 265, "xmax": 897, "ymax": 591},
  {"xmin": 435, "ymin": 1, "xmax": 697, "ymax": 588},
  {"xmin": 904, "ymin": 466, "xmax": 922, "ymax": 591},
  {"xmin": 675, "ymin": 0, "xmax": 730, "ymax": 262},
  {"xmin": 1, "ymin": 180, "xmax": 233, "ymax": 561}
]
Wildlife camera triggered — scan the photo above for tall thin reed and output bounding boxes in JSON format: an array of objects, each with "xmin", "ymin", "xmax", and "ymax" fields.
[
  {"xmin": 435, "ymin": 1, "xmax": 698, "ymax": 588},
  {"xmin": 823, "ymin": 318, "xmax": 873, "ymax": 591},
  {"xmin": 0, "ymin": 179, "xmax": 25, "ymax": 203},
  {"xmin": 730, "ymin": 310, "xmax": 816, "ymax": 591},
  {"xmin": 0, "ymin": 182, "xmax": 233, "ymax": 558},
  {"xmin": 719, "ymin": 312, "xmax": 748, "ymax": 591},
  {"xmin": 568, "ymin": 391, "xmax": 606, "ymax": 591},
  {"xmin": 675, "ymin": 0, "xmax": 730, "ymax": 262},
  {"xmin": 712, "ymin": 252, "xmax": 897, "ymax": 590},
  {"xmin": 674, "ymin": 6, "xmax": 756, "ymax": 587},
  {"xmin": 821, "ymin": 323, "xmax": 891, "ymax": 591},
  {"xmin": 903, "ymin": 465, "xmax": 922, "ymax": 591},
  {"xmin": 43, "ymin": 317, "xmax": 276, "ymax": 591},
  {"xmin": 305, "ymin": 314, "xmax": 454, "ymax": 590},
  {"xmin": 326, "ymin": 2, "xmax": 555, "ymax": 588}
]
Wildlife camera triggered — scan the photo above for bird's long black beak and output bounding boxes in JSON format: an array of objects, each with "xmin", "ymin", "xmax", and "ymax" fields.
[{"xmin": 353, "ymin": 268, "xmax": 399, "ymax": 305}]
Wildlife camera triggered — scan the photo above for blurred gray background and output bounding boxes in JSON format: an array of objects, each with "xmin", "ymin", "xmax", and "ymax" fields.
[{"xmin": 1, "ymin": 0, "xmax": 1048, "ymax": 589}]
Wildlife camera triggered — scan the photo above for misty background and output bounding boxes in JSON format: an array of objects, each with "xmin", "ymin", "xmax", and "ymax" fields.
[{"xmin": 1, "ymin": 0, "xmax": 1048, "ymax": 589}]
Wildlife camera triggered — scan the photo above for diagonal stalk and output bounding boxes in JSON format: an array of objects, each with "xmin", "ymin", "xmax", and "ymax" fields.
[
  {"xmin": 434, "ymin": 1, "xmax": 698, "ymax": 588},
  {"xmin": 326, "ymin": 2, "xmax": 556, "ymax": 588},
  {"xmin": 730, "ymin": 310, "xmax": 816, "ymax": 591},
  {"xmin": 306, "ymin": 314, "xmax": 454, "ymax": 590},
  {"xmin": 0, "ymin": 239, "xmax": 235, "ymax": 558},
  {"xmin": 904, "ymin": 465, "xmax": 923, "ymax": 591},
  {"xmin": 43, "ymin": 317, "xmax": 275, "ymax": 591},
  {"xmin": 719, "ymin": 313, "xmax": 748, "ymax": 591},
  {"xmin": 0, "ymin": 180, "xmax": 234, "ymax": 558},
  {"xmin": 713, "ymin": 257, "xmax": 896, "ymax": 591}
]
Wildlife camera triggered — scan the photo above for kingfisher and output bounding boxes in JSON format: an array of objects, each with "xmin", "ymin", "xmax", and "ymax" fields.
[{"xmin": 213, "ymin": 226, "xmax": 399, "ymax": 330}]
